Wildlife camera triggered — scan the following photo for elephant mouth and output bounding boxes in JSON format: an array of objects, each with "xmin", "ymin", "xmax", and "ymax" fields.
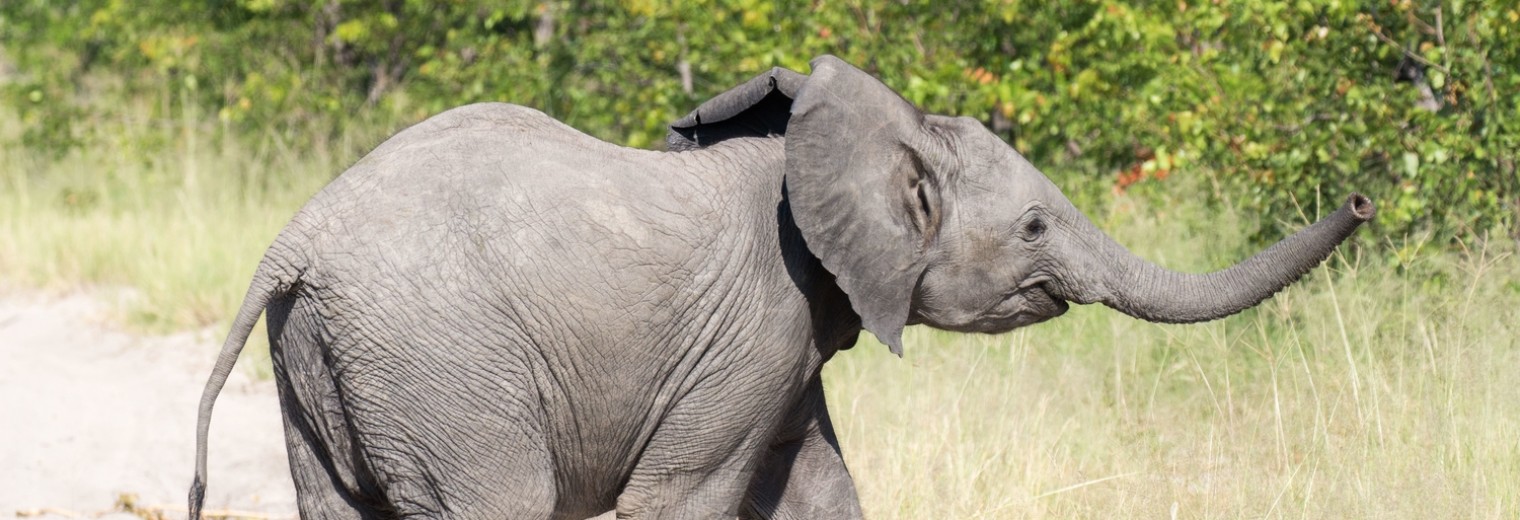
[{"xmin": 959, "ymin": 282, "xmax": 1069, "ymax": 334}]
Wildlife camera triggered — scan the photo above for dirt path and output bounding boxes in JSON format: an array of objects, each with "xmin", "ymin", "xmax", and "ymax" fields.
[{"xmin": 0, "ymin": 291, "xmax": 296, "ymax": 519}]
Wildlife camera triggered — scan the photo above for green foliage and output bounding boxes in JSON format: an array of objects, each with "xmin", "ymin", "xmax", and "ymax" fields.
[{"xmin": 2, "ymin": 0, "xmax": 1516, "ymax": 242}]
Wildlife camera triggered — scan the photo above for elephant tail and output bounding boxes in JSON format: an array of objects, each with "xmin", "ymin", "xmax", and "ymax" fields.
[{"xmin": 188, "ymin": 262, "xmax": 292, "ymax": 519}]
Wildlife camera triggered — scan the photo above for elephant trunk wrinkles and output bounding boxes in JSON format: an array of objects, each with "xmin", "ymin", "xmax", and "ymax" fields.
[{"xmin": 1063, "ymin": 194, "xmax": 1374, "ymax": 323}]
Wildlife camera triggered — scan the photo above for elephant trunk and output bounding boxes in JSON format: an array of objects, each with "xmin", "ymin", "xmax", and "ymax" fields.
[{"xmin": 1057, "ymin": 194, "xmax": 1374, "ymax": 323}]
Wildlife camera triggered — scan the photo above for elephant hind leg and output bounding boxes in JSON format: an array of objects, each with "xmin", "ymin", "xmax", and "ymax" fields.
[
  {"xmin": 268, "ymin": 293, "xmax": 391, "ymax": 519},
  {"xmin": 280, "ymin": 402, "xmax": 388, "ymax": 519}
]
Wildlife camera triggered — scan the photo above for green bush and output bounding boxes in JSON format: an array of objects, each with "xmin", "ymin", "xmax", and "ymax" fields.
[{"xmin": 2, "ymin": 0, "xmax": 1515, "ymax": 243}]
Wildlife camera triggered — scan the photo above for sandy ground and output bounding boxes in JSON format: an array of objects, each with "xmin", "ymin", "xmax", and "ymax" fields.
[{"xmin": 0, "ymin": 291, "xmax": 297, "ymax": 519}]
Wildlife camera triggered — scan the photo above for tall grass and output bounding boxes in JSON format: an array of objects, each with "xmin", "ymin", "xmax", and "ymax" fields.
[
  {"xmin": 2, "ymin": 100, "xmax": 1516, "ymax": 518},
  {"xmin": 826, "ymin": 192, "xmax": 1520, "ymax": 518},
  {"xmin": 0, "ymin": 100, "xmax": 379, "ymax": 372}
]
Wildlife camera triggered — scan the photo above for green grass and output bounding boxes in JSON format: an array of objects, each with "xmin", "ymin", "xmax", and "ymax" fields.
[{"xmin": 3, "ymin": 104, "xmax": 1516, "ymax": 518}]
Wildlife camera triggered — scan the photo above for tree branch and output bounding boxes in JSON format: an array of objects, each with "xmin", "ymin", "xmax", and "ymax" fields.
[{"xmin": 1361, "ymin": 14, "xmax": 1450, "ymax": 76}]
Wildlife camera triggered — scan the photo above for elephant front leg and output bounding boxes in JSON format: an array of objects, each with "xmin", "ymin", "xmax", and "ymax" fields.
[{"xmin": 743, "ymin": 378, "xmax": 863, "ymax": 520}]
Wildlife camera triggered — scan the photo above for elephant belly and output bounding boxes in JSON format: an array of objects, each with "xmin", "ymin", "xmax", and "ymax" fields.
[{"xmin": 299, "ymin": 270, "xmax": 759, "ymax": 516}]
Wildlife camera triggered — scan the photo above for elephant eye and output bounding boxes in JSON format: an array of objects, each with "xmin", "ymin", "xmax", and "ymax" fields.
[{"xmin": 1022, "ymin": 218, "xmax": 1046, "ymax": 241}]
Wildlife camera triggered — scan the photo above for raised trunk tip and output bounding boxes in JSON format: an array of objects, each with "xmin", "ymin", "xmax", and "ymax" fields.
[{"xmin": 1077, "ymin": 192, "xmax": 1374, "ymax": 324}]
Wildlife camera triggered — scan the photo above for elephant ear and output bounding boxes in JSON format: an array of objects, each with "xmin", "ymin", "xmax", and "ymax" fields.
[
  {"xmin": 666, "ymin": 67, "xmax": 807, "ymax": 151},
  {"xmin": 786, "ymin": 55, "xmax": 945, "ymax": 356}
]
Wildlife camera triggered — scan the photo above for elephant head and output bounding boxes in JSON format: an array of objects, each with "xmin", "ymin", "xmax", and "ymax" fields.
[{"xmin": 670, "ymin": 56, "xmax": 1375, "ymax": 356}]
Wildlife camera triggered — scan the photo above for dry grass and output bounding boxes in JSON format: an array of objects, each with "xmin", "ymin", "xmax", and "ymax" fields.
[{"xmin": 0, "ymin": 102, "xmax": 361, "ymax": 373}]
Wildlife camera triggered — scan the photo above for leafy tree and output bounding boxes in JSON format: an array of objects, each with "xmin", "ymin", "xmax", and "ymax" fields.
[{"xmin": 2, "ymin": 0, "xmax": 1515, "ymax": 242}]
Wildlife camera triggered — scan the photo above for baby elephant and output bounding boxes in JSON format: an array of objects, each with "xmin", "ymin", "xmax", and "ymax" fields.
[{"xmin": 189, "ymin": 55, "xmax": 1373, "ymax": 519}]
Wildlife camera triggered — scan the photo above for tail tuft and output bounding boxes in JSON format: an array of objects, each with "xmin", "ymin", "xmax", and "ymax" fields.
[{"xmin": 188, "ymin": 475, "xmax": 205, "ymax": 519}]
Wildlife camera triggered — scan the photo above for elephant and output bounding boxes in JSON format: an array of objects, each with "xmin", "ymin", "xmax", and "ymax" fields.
[{"xmin": 189, "ymin": 55, "xmax": 1374, "ymax": 519}]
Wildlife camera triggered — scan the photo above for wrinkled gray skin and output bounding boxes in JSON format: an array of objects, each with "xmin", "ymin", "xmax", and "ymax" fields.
[{"xmin": 190, "ymin": 56, "xmax": 1374, "ymax": 519}]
